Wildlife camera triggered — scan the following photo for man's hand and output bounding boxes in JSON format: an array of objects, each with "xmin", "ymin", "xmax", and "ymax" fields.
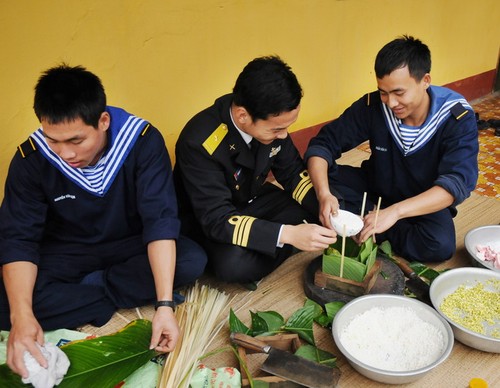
[
  {"xmin": 357, "ymin": 186, "xmax": 455, "ymax": 244},
  {"xmin": 317, "ymin": 191, "xmax": 340, "ymax": 229},
  {"xmin": 307, "ymin": 156, "xmax": 339, "ymax": 229},
  {"xmin": 281, "ymin": 223, "xmax": 337, "ymax": 251},
  {"xmin": 358, "ymin": 205, "xmax": 398, "ymax": 243},
  {"xmin": 7, "ymin": 314, "xmax": 46, "ymax": 378},
  {"xmin": 149, "ymin": 307, "xmax": 180, "ymax": 353},
  {"xmin": 3, "ymin": 261, "xmax": 42, "ymax": 378}
]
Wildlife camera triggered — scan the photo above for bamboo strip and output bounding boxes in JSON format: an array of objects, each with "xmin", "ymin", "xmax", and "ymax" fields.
[
  {"xmin": 373, "ymin": 196, "xmax": 382, "ymax": 240},
  {"xmin": 158, "ymin": 282, "xmax": 230, "ymax": 388},
  {"xmin": 360, "ymin": 191, "xmax": 367, "ymax": 217},
  {"xmin": 340, "ymin": 224, "xmax": 346, "ymax": 278}
]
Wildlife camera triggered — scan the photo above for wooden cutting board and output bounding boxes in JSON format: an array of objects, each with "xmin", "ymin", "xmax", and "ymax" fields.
[{"xmin": 303, "ymin": 255, "xmax": 405, "ymax": 305}]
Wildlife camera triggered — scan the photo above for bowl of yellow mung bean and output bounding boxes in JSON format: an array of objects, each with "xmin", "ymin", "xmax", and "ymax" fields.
[{"xmin": 429, "ymin": 267, "xmax": 500, "ymax": 353}]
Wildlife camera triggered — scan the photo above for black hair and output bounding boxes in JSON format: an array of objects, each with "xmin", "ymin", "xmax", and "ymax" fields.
[
  {"xmin": 232, "ymin": 55, "xmax": 303, "ymax": 121},
  {"xmin": 374, "ymin": 35, "xmax": 431, "ymax": 81},
  {"xmin": 33, "ymin": 64, "xmax": 106, "ymax": 127}
]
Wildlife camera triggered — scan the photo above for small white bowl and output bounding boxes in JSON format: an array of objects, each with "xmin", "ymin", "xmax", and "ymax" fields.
[
  {"xmin": 330, "ymin": 210, "xmax": 363, "ymax": 237},
  {"xmin": 464, "ymin": 225, "xmax": 500, "ymax": 273},
  {"xmin": 332, "ymin": 294, "xmax": 453, "ymax": 384},
  {"xmin": 429, "ymin": 267, "xmax": 500, "ymax": 353}
]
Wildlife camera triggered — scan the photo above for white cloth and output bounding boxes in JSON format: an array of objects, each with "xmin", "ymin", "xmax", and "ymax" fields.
[{"xmin": 22, "ymin": 343, "xmax": 70, "ymax": 388}]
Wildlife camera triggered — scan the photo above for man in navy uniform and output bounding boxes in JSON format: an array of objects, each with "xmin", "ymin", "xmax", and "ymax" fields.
[
  {"xmin": 306, "ymin": 36, "xmax": 478, "ymax": 262},
  {"xmin": 0, "ymin": 64, "xmax": 207, "ymax": 378},
  {"xmin": 174, "ymin": 56, "xmax": 336, "ymax": 284}
]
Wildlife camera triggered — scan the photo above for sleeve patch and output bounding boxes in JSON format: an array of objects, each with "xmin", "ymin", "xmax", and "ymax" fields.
[
  {"xmin": 17, "ymin": 136, "xmax": 37, "ymax": 158},
  {"xmin": 292, "ymin": 170, "xmax": 314, "ymax": 204},
  {"xmin": 228, "ymin": 215, "xmax": 256, "ymax": 247},
  {"xmin": 450, "ymin": 102, "xmax": 469, "ymax": 120},
  {"xmin": 202, "ymin": 124, "xmax": 228, "ymax": 155}
]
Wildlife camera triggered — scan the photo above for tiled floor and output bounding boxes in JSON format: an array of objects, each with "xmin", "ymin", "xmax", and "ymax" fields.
[{"xmin": 471, "ymin": 91, "xmax": 500, "ymax": 199}]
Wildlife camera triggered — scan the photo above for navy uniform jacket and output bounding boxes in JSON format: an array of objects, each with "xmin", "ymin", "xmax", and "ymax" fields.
[
  {"xmin": 0, "ymin": 108, "xmax": 180, "ymax": 266},
  {"xmin": 305, "ymin": 86, "xmax": 479, "ymax": 213},
  {"xmin": 174, "ymin": 94, "xmax": 317, "ymax": 256}
]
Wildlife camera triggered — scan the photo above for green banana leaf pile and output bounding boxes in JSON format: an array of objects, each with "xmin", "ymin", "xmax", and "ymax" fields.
[
  {"xmin": 229, "ymin": 298, "xmax": 344, "ymax": 367},
  {"xmin": 0, "ymin": 319, "xmax": 157, "ymax": 388},
  {"xmin": 322, "ymin": 237, "xmax": 378, "ymax": 282}
]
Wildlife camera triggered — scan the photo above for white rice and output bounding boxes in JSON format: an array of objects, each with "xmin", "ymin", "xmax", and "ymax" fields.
[{"xmin": 339, "ymin": 306, "xmax": 446, "ymax": 371}]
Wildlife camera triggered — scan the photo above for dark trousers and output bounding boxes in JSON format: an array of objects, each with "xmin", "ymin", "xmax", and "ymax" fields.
[
  {"xmin": 0, "ymin": 234, "xmax": 207, "ymax": 330},
  {"xmin": 332, "ymin": 165, "xmax": 455, "ymax": 262},
  {"xmin": 203, "ymin": 184, "xmax": 318, "ymax": 283}
]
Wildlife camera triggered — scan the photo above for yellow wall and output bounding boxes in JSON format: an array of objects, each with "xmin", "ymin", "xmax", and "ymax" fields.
[{"xmin": 1, "ymin": 0, "xmax": 499, "ymax": 197}]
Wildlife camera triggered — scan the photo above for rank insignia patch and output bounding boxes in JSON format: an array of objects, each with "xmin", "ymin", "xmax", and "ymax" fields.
[{"xmin": 269, "ymin": 146, "xmax": 281, "ymax": 157}]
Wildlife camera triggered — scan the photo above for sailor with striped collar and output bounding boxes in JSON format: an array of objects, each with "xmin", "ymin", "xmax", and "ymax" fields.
[
  {"xmin": 306, "ymin": 36, "xmax": 478, "ymax": 263},
  {"xmin": 0, "ymin": 64, "xmax": 207, "ymax": 379}
]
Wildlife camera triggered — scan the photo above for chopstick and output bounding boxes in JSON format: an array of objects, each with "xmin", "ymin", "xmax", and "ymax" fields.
[
  {"xmin": 340, "ymin": 224, "xmax": 346, "ymax": 278},
  {"xmin": 372, "ymin": 196, "xmax": 382, "ymax": 240},
  {"xmin": 360, "ymin": 192, "xmax": 367, "ymax": 217}
]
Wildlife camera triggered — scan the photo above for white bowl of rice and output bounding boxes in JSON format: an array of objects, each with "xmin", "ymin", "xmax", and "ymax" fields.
[
  {"xmin": 430, "ymin": 267, "xmax": 500, "ymax": 353},
  {"xmin": 332, "ymin": 294, "xmax": 454, "ymax": 384}
]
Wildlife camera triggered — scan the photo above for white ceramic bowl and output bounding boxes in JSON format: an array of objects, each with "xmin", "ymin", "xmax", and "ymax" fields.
[
  {"xmin": 332, "ymin": 294, "xmax": 453, "ymax": 385},
  {"xmin": 429, "ymin": 267, "xmax": 500, "ymax": 353},
  {"xmin": 330, "ymin": 210, "xmax": 364, "ymax": 237},
  {"xmin": 464, "ymin": 225, "xmax": 500, "ymax": 272}
]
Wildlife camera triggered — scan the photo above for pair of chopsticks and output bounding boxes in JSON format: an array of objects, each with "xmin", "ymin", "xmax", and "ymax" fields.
[{"xmin": 360, "ymin": 192, "xmax": 382, "ymax": 239}]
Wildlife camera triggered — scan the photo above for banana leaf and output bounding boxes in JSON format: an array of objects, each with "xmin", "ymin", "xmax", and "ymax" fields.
[
  {"xmin": 294, "ymin": 344, "xmax": 337, "ymax": 368},
  {"xmin": 322, "ymin": 254, "xmax": 366, "ymax": 282},
  {"xmin": 359, "ymin": 237, "xmax": 374, "ymax": 264},
  {"xmin": 409, "ymin": 262, "xmax": 443, "ymax": 283},
  {"xmin": 250, "ymin": 311, "xmax": 284, "ymax": 336},
  {"xmin": 378, "ymin": 240, "xmax": 444, "ymax": 283},
  {"xmin": 364, "ymin": 244, "xmax": 378, "ymax": 276},
  {"xmin": 322, "ymin": 301, "xmax": 346, "ymax": 327},
  {"xmin": 304, "ymin": 299, "xmax": 330, "ymax": 327},
  {"xmin": 0, "ymin": 319, "xmax": 157, "ymax": 388},
  {"xmin": 229, "ymin": 308, "xmax": 252, "ymax": 335},
  {"xmin": 326, "ymin": 237, "xmax": 359, "ymax": 257},
  {"xmin": 283, "ymin": 305, "xmax": 316, "ymax": 345},
  {"xmin": 379, "ymin": 240, "xmax": 393, "ymax": 257},
  {"xmin": 323, "ymin": 237, "xmax": 378, "ymax": 282}
]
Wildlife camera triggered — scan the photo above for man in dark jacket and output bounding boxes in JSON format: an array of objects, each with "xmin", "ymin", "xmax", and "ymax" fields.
[
  {"xmin": 174, "ymin": 56, "xmax": 336, "ymax": 283},
  {"xmin": 306, "ymin": 36, "xmax": 478, "ymax": 262},
  {"xmin": 0, "ymin": 64, "xmax": 207, "ymax": 378}
]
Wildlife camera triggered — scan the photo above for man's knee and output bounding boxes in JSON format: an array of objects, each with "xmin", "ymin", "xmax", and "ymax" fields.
[
  {"xmin": 209, "ymin": 248, "xmax": 275, "ymax": 283},
  {"xmin": 175, "ymin": 235, "xmax": 208, "ymax": 287},
  {"xmin": 394, "ymin": 234, "xmax": 455, "ymax": 262},
  {"xmin": 415, "ymin": 237, "xmax": 455, "ymax": 262}
]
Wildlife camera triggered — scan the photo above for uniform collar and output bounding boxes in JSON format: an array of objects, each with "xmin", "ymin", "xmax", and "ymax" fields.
[{"xmin": 229, "ymin": 106, "xmax": 253, "ymax": 147}]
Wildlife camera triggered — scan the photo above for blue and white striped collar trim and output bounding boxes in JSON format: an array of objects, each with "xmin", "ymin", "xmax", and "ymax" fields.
[
  {"xmin": 31, "ymin": 108, "xmax": 147, "ymax": 196},
  {"xmin": 382, "ymin": 91, "xmax": 471, "ymax": 156}
]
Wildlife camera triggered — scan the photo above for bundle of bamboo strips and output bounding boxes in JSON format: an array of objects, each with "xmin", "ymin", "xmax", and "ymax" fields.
[{"xmin": 158, "ymin": 282, "xmax": 230, "ymax": 388}]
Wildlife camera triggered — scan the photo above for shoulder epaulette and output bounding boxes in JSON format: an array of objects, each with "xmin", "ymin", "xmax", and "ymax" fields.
[
  {"xmin": 202, "ymin": 123, "xmax": 228, "ymax": 155},
  {"xmin": 450, "ymin": 102, "xmax": 469, "ymax": 120},
  {"xmin": 140, "ymin": 123, "xmax": 151, "ymax": 136},
  {"xmin": 366, "ymin": 91, "xmax": 376, "ymax": 106},
  {"xmin": 17, "ymin": 136, "xmax": 37, "ymax": 158}
]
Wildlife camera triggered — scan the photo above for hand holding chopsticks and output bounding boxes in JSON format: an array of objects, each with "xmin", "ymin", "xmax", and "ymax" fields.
[{"xmin": 356, "ymin": 195, "xmax": 385, "ymax": 243}]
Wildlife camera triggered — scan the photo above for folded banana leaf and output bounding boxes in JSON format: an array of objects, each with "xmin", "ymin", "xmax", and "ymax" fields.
[
  {"xmin": 0, "ymin": 319, "xmax": 157, "ymax": 388},
  {"xmin": 322, "ymin": 237, "xmax": 378, "ymax": 281}
]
